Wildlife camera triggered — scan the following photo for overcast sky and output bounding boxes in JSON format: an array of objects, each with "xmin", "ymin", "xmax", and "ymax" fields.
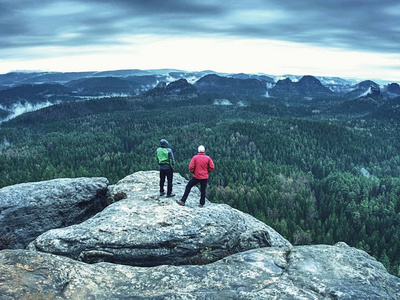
[{"xmin": 1, "ymin": 0, "xmax": 399, "ymax": 81}]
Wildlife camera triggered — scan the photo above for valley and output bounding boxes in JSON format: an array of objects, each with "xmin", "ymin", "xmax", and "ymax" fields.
[{"xmin": 0, "ymin": 69, "xmax": 400, "ymax": 276}]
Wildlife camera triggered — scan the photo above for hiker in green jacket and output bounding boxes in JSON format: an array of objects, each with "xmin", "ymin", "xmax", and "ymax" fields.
[{"xmin": 156, "ymin": 139, "xmax": 175, "ymax": 197}]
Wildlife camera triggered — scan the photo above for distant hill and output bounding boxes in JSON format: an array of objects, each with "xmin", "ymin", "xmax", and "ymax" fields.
[
  {"xmin": 370, "ymin": 96, "xmax": 400, "ymax": 120},
  {"xmin": 269, "ymin": 75, "xmax": 334, "ymax": 100},
  {"xmin": 229, "ymin": 73, "xmax": 275, "ymax": 83},
  {"xmin": 0, "ymin": 69, "xmax": 210, "ymax": 89},
  {"xmin": 124, "ymin": 75, "xmax": 161, "ymax": 91},
  {"xmin": 0, "ymin": 72, "xmax": 94, "ymax": 88},
  {"xmin": 0, "ymin": 83, "xmax": 73, "ymax": 108},
  {"xmin": 143, "ymin": 79, "xmax": 198, "ymax": 100},
  {"xmin": 344, "ymin": 80, "xmax": 380, "ymax": 99},
  {"xmin": 5, "ymin": 97, "xmax": 143, "ymax": 126},
  {"xmin": 194, "ymin": 74, "xmax": 267, "ymax": 97},
  {"xmin": 384, "ymin": 83, "xmax": 400, "ymax": 96},
  {"xmin": 1, "ymin": 68, "xmax": 400, "ymax": 123},
  {"xmin": 66, "ymin": 77, "xmax": 137, "ymax": 96},
  {"xmin": 269, "ymin": 78, "xmax": 297, "ymax": 98},
  {"xmin": 329, "ymin": 96, "xmax": 383, "ymax": 115},
  {"xmin": 0, "ymin": 72, "xmax": 45, "ymax": 88}
]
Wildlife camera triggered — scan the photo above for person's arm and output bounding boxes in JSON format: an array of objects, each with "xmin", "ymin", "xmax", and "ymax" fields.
[
  {"xmin": 189, "ymin": 156, "xmax": 196, "ymax": 173},
  {"xmin": 208, "ymin": 157, "xmax": 215, "ymax": 173},
  {"xmin": 168, "ymin": 148, "xmax": 175, "ymax": 168},
  {"xmin": 156, "ymin": 149, "xmax": 160, "ymax": 164}
]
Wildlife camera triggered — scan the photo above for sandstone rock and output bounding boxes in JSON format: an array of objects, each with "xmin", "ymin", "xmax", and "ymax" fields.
[
  {"xmin": 1, "ymin": 243, "xmax": 399, "ymax": 299},
  {"xmin": 28, "ymin": 171, "xmax": 291, "ymax": 266},
  {"xmin": 0, "ymin": 177, "xmax": 109, "ymax": 249}
]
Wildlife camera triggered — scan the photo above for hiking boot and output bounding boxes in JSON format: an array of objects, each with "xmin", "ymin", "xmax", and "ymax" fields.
[
  {"xmin": 198, "ymin": 204, "xmax": 204, "ymax": 208},
  {"xmin": 160, "ymin": 192, "xmax": 165, "ymax": 196},
  {"xmin": 176, "ymin": 200, "xmax": 185, "ymax": 206},
  {"xmin": 167, "ymin": 193, "xmax": 175, "ymax": 197}
]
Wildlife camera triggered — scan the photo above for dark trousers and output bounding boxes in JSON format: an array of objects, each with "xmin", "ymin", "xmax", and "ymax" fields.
[
  {"xmin": 181, "ymin": 177, "xmax": 208, "ymax": 205},
  {"xmin": 160, "ymin": 169, "xmax": 173, "ymax": 195}
]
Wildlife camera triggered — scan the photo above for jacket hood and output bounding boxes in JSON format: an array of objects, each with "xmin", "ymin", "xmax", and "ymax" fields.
[{"xmin": 160, "ymin": 139, "xmax": 169, "ymax": 147}]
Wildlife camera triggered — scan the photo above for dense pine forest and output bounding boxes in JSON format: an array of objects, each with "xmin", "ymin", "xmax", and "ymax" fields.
[{"xmin": 1, "ymin": 92, "xmax": 400, "ymax": 276}]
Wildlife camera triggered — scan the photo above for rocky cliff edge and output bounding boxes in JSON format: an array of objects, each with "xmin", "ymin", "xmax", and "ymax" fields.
[{"xmin": 0, "ymin": 170, "xmax": 399, "ymax": 299}]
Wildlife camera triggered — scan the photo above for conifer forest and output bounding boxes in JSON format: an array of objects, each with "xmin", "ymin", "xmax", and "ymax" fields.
[{"xmin": 1, "ymin": 91, "xmax": 400, "ymax": 276}]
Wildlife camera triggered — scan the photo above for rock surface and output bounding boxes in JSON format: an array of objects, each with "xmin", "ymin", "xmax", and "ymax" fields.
[
  {"xmin": 1, "ymin": 243, "xmax": 399, "ymax": 299},
  {"xmin": 0, "ymin": 177, "xmax": 109, "ymax": 249},
  {"xmin": 28, "ymin": 171, "xmax": 291, "ymax": 266},
  {"xmin": 1, "ymin": 170, "xmax": 399, "ymax": 299}
]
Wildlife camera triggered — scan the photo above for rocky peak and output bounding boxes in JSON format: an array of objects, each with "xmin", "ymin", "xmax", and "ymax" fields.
[
  {"xmin": 369, "ymin": 85, "xmax": 381, "ymax": 97},
  {"xmin": 272, "ymin": 78, "xmax": 296, "ymax": 92},
  {"xmin": 270, "ymin": 76, "xmax": 333, "ymax": 99},
  {"xmin": 154, "ymin": 81, "xmax": 167, "ymax": 89},
  {"xmin": 345, "ymin": 80, "xmax": 382, "ymax": 99},
  {"xmin": 194, "ymin": 74, "xmax": 267, "ymax": 97},
  {"xmin": 296, "ymin": 75, "xmax": 334, "ymax": 97},
  {"xmin": 27, "ymin": 171, "xmax": 290, "ymax": 267},
  {"xmin": 298, "ymin": 75, "xmax": 324, "ymax": 89},
  {"xmin": 277, "ymin": 77, "xmax": 294, "ymax": 86},
  {"xmin": 194, "ymin": 74, "xmax": 221, "ymax": 86},
  {"xmin": 143, "ymin": 79, "xmax": 197, "ymax": 99},
  {"xmin": 354, "ymin": 80, "xmax": 379, "ymax": 90},
  {"xmin": 0, "ymin": 171, "xmax": 399, "ymax": 299},
  {"xmin": 0, "ymin": 177, "xmax": 109, "ymax": 249},
  {"xmin": 386, "ymin": 82, "xmax": 400, "ymax": 95},
  {"xmin": 165, "ymin": 78, "xmax": 197, "ymax": 94}
]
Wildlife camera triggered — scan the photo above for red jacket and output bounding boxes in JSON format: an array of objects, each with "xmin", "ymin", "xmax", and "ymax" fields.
[{"xmin": 189, "ymin": 152, "xmax": 215, "ymax": 179}]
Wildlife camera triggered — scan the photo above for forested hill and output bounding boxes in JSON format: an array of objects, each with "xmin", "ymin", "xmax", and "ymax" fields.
[{"xmin": 0, "ymin": 88, "xmax": 400, "ymax": 277}]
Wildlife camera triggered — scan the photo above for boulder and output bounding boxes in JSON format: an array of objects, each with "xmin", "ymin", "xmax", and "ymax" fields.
[
  {"xmin": 28, "ymin": 171, "xmax": 291, "ymax": 266},
  {"xmin": 0, "ymin": 177, "xmax": 109, "ymax": 249},
  {"xmin": 1, "ymin": 243, "xmax": 399, "ymax": 299}
]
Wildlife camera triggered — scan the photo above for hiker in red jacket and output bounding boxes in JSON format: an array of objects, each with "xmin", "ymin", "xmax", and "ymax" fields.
[{"xmin": 177, "ymin": 145, "xmax": 214, "ymax": 207}]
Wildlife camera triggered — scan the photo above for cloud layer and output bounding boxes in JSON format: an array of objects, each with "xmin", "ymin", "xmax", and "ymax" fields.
[
  {"xmin": 0, "ymin": 0, "xmax": 399, "ymax": 80},
  {"xmin": 1, "ymin": 0, "xmax": 399, "ymax": 53}
]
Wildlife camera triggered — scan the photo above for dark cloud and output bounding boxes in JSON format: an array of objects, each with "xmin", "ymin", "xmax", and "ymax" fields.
[
  {"xmin": 0, "ymin": 0, "xmax": 399, "ymax": 56},
  {"xmin": 215, "ymin": 0, "xmax": 400, "ymax": 53}
]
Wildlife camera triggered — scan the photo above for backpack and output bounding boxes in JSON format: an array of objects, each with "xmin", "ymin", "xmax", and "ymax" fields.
[{"xmin": 157, "ymin": 147, "xmax": 170, "ymax": 165}]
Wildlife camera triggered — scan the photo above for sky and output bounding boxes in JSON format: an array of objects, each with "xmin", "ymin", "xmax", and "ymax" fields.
[{"xmin": 0, "ymin": 0, "xmax": 399, "ymax": 82}]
